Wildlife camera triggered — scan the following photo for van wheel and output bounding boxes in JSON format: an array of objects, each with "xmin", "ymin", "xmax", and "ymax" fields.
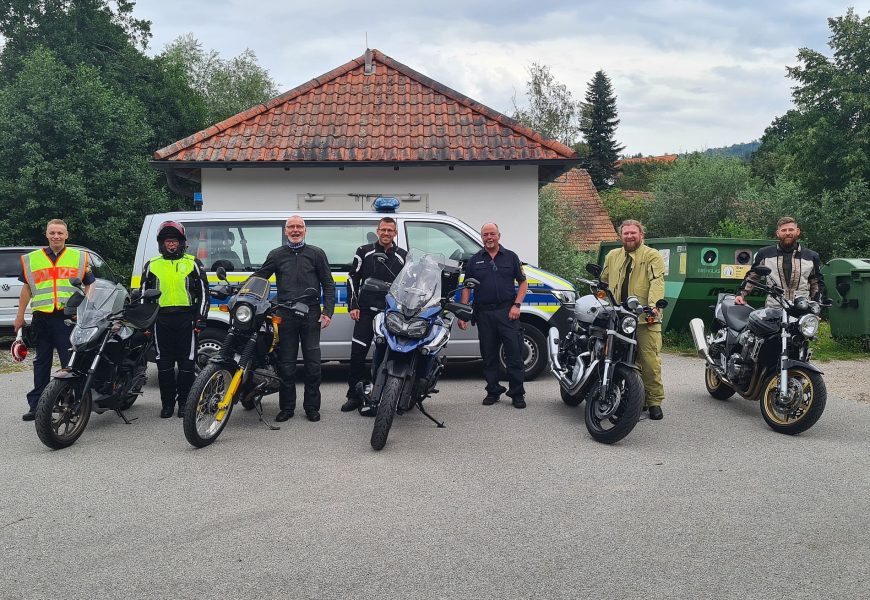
[
  {"xmin": 499, "ymin": 325, "xmax": 547, "ymax": 381},
  {"xmin": 196, "ymin": 328, "xmax": 225, "ymax": 373}
]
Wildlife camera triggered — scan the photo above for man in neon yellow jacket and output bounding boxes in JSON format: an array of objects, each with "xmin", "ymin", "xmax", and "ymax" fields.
[
  {"xmin": 601, "ymin": 219, "xmax": 666, "ymax": 420},
  {"xmin": 15, "ymin": 219, "xmax": 94, "ymax": 421}
]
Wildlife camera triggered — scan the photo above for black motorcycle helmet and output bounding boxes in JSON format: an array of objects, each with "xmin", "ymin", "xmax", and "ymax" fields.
[{"xmin": 157, "ymin": 220, "xmax": 187, "ymax": 259}]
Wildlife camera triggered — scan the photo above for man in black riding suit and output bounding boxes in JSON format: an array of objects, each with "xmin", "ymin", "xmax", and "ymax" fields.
[
  {"xmin": 342, "ymin": 216, "xmax": 407, "ymax": 416},
  {"xmin": 140, "ymin": 221, "xmax": 210, "ymax": 418},
  {"xmin": 736, "ymin": 216, "xmax": 824, "ymax": 307}
]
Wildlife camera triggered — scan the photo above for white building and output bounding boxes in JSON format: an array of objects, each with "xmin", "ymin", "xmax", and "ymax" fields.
[{"xmin": 152, "ymin": 49, "xmax": 578, "ymax": 264}]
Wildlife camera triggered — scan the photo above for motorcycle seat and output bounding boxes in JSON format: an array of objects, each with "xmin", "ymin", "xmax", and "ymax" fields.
[{"xmin": 721, "ymin": 302, "xmax": 754, "ymax": 331}]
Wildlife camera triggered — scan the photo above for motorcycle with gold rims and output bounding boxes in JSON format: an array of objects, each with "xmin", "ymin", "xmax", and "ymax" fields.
[
  {"xmin": 690, "ymin": 265, "xmax": 831, "ymax": 435},
  {"xmin": 183, "ymin": 268, "xmax": 314, "ymax": 447}
]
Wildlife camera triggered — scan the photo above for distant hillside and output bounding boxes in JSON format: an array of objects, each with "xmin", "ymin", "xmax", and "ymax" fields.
[{"xmin": 697, "ymin": 140, "xmax": 760, "ymax": 160}]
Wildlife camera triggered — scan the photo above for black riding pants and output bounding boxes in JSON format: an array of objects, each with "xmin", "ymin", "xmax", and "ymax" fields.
[
  {"xmin": 154, "ymin": 311, "xmax": 196, "ymax": 408},
  {"xmin": 26, "ymin": 312, "xmax": 73, "ymax": 410},
  {"xmin": 347, "ymin": 310, "xmax": 377, "ymax": 398},
  {"xmin": 277, "ymin": 307, "xmax": 322, "ymax": 413}
]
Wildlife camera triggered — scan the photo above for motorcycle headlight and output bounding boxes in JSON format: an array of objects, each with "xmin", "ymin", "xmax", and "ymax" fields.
[
  {"xmin": 619, "ymin": 315, "xmax": 638, "ymax": 335},
  {"xmin": 385, "ymin": 312, "xmax": 429, "ymax": 339},
  {"xmin": 798, "ymin": 314, "xmax": 820, "ymax": 337},
  {"xmin": 70, "ymin": 326, "xmax": 99, "ymax": 348},
  {"xmin": 234, "ymin": 304, "xmax": 254, "ymax": 324}
]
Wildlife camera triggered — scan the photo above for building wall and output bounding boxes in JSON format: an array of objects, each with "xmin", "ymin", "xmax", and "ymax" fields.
[{"xmin": 200, "ymin": 165, "xmax": 541, "ymax": 263}]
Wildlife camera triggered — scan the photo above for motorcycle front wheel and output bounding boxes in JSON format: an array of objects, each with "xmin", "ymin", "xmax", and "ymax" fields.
[
  {"xmin": 184, "ymin": 363, "xmax": 236, "ymax": 448},
  {"xmin": 371, "ymin": 375, "xmax": 402, "ymax": 451},
  {"xmin": 35, "ymin": 378, "xmax": 93, "ymax": 450},
  {"xmin": 760, "ymin": 368, "xmax": 826, "ymax": 435},
  {"xmin": 584, "ymin": 364, "xmax": 644, "ymax": 444}
]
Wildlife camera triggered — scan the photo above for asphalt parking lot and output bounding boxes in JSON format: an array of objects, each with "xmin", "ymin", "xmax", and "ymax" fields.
[{"xmin": 2, "ymin": 355, "xmax": 869, "ymax": 600}]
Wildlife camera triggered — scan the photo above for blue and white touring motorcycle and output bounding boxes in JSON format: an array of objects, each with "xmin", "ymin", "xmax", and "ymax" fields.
[{"xmin": 361, "ymin": 250, "xmax": 475, "ymax": 451}]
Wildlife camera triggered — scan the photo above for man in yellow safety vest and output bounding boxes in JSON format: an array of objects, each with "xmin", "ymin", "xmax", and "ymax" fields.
[{"xmin": 15, "ymin": 219, "xmax": 94, "ymax": 421}]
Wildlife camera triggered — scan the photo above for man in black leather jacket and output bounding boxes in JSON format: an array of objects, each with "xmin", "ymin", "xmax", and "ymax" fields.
[{"xmin": 342, "ymin": 216, "xmax": 408, "ymax": 415}]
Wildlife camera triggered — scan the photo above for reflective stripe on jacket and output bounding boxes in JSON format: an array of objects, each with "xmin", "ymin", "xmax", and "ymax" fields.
[{"xmin": 21, "ymin": 248, "xmax": 87, "ymax": 312}]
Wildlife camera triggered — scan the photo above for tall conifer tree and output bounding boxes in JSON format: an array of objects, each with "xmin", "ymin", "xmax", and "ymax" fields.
[{"xmin": 580, "ymin": 70, "xmax": 624, "ymax": 190}]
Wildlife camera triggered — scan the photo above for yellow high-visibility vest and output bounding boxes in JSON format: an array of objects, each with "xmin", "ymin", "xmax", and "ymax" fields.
[{"xmin": 21, "ymin": 248, "xmax": 88, "ymax": 312}]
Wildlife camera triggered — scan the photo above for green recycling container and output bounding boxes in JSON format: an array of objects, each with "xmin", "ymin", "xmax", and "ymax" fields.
[
  {"xmin": 598, "ymin": 237, "xmax": 774, "ymax": 332},
  {"xmin": 821, "ymin": 258, "xmax": 870, "ymax": 344}
]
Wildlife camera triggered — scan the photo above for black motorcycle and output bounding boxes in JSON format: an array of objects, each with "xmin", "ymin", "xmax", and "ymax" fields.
[
  {"xmin": 546, "ymin": 263, "xmax": 668, "ymax": 444},
  {"xmin": 690, "ymin": 265, "xmax": 829, "ymax": 435},
  {"xmin": 35, "ymin": 278, "xmax": 160, "ymax": 449},
  {"xmin": 183, "ymin": 267, "xmax": 315, "ymax": 447}
]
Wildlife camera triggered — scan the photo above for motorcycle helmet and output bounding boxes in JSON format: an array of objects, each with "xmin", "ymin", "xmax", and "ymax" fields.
[
  {"xmin": 156, "ymin": 221, "xmax": 187, "ymax": 259},
  {"xmin": 11, "ymin": 328, "xmax": 28, "ymax": 362}
]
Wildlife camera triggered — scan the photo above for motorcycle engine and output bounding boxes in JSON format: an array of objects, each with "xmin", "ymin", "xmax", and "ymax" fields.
[
  {"xmin": 738, "ymin": 330, "xmax": 762, "ymax": 363},
  {"xmin": 727, "ymin": 353, "xmax": 752, "ymax": 384}
]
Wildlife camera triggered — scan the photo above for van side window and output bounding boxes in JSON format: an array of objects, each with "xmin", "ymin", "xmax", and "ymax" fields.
[
  {"xmin": 86, "ymin": 252, "xmax": 117, "ymax": 282},
  {"xmin": 405, "ymin": 222, "xmax": 481, "ymax": 261},
  {"xmin": 304, "ymin": 221, "xmax": 380, "ymax": 271},
  {"xmin": 184, "ymin": 222, "xmax": 282, "ymax": 272}
]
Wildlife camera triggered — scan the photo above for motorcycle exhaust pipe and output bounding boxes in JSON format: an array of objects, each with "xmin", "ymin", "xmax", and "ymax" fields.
[
  {"xmin": 546, "ymin": 328, "xmax": 573, "ymax": 387},
  {"xmin": 689, "ymin": 318, "xmax": 715, "ymax": 367}
]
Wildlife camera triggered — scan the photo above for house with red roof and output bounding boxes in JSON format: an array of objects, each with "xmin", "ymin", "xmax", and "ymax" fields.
[
  {"xmin": 543, "ymin": 169, "xmax": 617, "ymax": 249},
  {"xmin": 152, "ymin": 49, "xmax": 579, "ymax": 264}
]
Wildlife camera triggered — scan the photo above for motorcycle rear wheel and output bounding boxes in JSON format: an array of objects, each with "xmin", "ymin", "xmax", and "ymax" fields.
[
  {"xmin": 184, "ymin": 363, "xmax": 236, "ymax": 448},
  {"xmin": 760, "ymin": 368, "xmax": 826, "ymax": 435},
  {"xmin": 705, "ymin": 366, "xmax": 735, "ymax": 400},
  {"xmin": 35, "ymin": 379, "xmax": 93, "ymax": 450},
  {"xmin": 584, "ymin": 365, "xmax": 644, "ymax": 444},
  {"xmin": 560, "ymin": 387, "xmax": 584, "ymax": 406},
  {"xmin": 371, "ymin": 375, "xmax": 402, "ymax": 451}
]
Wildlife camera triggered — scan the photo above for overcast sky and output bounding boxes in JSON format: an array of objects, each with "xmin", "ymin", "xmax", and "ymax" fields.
[{"xmin": 135, "ymin": 1, "xmax": 869, "ymax": 156}]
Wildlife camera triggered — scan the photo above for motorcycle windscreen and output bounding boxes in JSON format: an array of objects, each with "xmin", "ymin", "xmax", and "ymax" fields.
[
  {"xmin": 389, "ymin": 249, "xmax": 445, "ymax": 314},
  {"xmin": 77, "ymin": 278, "xmax": 127, "ymax": 328},
  {"xmin": 237, "ymin": 276, "xmax": 271, "ymax": 302}
]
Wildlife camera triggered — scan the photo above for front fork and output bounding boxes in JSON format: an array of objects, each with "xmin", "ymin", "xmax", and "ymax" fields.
[
  {"xmin": 599, "ymin": 333, "xmax": 616, "ymax": 402},
  {"xmin": 216, "ymin": 334, "xmax": 256, "ymax": 421},
  {"xmin": 778, "ymin": 316, "xmax": 789, "ymax": 399}
]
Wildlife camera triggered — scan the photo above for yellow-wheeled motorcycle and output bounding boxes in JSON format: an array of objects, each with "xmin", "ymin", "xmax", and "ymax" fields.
[{"xmin": 183, "ymin": 268, "xmax": 314, "ymax": 447}]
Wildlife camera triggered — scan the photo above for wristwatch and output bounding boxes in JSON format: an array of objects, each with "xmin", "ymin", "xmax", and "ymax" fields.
[{"xmin": 512, "ymin": 302, "xmax": 521, "ymax": 308}]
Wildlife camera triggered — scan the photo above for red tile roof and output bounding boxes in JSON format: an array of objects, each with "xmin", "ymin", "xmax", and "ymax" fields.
[
  {"xmin": 154, "ymin": 49, "xmax": 577, "ymax": 166},
  {"xmin": 544, "ymin": 168, "xmax": 617, "ymax": 249},
  {"xmin": 616, "ymin": 154, "xmax": 678, "ymax": 167}
]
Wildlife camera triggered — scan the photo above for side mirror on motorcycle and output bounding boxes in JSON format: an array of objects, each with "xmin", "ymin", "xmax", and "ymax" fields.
[
  {"xmin": 656, "ymin": 299, "xmax": 669, "ymax": 310},
  {"xmin": 361, "ymin": 277, "xmax": 391, "ymax": 294},
  {"xmin": 752, "ymin": 265, "xmax": 771, "ymax": 277},
  {"xmin": 445, "ymin": 301, "xmax": 473, "ymax": 321},
  {"xmin": 210, "ymin": 284, "xmax": 230, "ymax": 299},
  {"xmin": 64, "ymin": 291, "xmax": 85, "ymax": 314},
  {"xmin": 215, "ymin": 266, "xmax": 228, "ymax": 281},
  {"xmin": 463, "ymin": 278, "xmax": 480, "ymax": 290},
  {"xmin": 820, "ymin": 297, "xmax": 834, "ymax": 308},
  {"xmin": 143, "ymin": 289, "xmax": 161, "ymax": 302},
  {"xmin": 585, "ymin": 263, "xmax": 602, "ymax": 278},
  {"xmin": 372, "ymin": 252, "xmax": 388, "ymax": 263}
]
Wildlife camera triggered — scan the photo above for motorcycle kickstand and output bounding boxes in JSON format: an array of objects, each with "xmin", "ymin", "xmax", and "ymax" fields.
[
  {"xmin": 114, "ymin": 409, "xmax": 137, "ymax": 424},
  {"xmin": 254, "ymin": 398, "xmax": 280, "ymax": 431},
  {"xmin": 416, "ymin": 402, "xmax": 445, "ymax": 428}
]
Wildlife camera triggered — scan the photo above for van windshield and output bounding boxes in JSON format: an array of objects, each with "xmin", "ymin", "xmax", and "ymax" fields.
[{"xmin": 404, "ymin": 221, "xmax": 481, "ymax": 262}]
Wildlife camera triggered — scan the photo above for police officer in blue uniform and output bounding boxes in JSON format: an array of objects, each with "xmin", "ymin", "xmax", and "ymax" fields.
[{"xmin": 459, "ymin": 223, "xmax": 528, "ymax": 408}]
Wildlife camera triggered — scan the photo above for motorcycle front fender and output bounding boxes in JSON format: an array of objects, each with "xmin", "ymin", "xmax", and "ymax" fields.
[
  {"xmin": 383, "ymin": 354, "xmax": 414, "ymax": 379},
  {"xmin": 782, "ymin": 359, "xmax": 824, "ymax": 375},
  {"xmin": 53, "ymin": 369, "xmax": 83, "ymax": 380},
  {"xmin": 208, "ymin": 355, "xmax": 239, "ymax": 370},
  {"xmin": 616, "ymin": 360, "xmax": 641, "ymax": 372}
]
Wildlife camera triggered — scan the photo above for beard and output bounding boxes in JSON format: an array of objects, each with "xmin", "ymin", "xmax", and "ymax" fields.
[{"xmin": 623, "ymin": 240, "xmax": 641, "ymax": 252}]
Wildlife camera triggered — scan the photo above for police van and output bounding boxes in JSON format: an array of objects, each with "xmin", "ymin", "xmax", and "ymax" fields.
[{"xmin": 132, "ymin": 209, "xmax": 575, "ymax": 379}]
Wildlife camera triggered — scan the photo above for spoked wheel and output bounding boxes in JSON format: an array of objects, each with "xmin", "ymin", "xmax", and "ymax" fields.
[
  {"xmin": 371, "ymin": 376, "xmax": 402, "ymax": 451},
  {"xmin": 705, "ymin": 366, "xmax": 735, "ymax": 400},
  {"xmin": 584, "ymin": 365, "xmax": 644, "ymax": 444},
  {"xmin": 184, "ymin": 363, "xmax": 236, "ymax": 448},
  {"xmin": 35, "ymin": 379, "xmax": 93, "ymax": 450},
  {"xmin": 760, "ymin": 368, "xmax": 826, "ymax": 435}
]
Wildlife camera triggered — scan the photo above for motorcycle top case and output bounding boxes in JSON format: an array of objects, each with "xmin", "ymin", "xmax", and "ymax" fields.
[{"xmin": 747, "ymin": 307, "xmax": 782, "ymax": 336}]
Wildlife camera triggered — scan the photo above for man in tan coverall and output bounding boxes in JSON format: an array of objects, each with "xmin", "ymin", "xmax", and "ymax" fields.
[{"xmin": 601, "ymin": 219, "xmax": 666, "ymax": 420}]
